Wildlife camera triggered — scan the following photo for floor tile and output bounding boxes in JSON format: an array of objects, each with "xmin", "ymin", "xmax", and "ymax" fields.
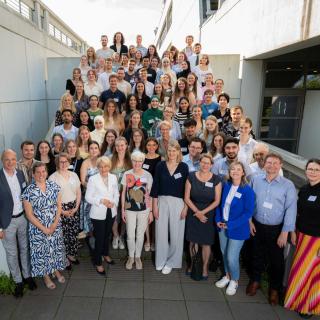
[
  {"xmin": 144, "ymin": 299, "xmax": 188, "ymax": 320},
  {"xmin": 64, "ymin": 279, "xmax": 105, "ymax": 297},
  {"xmin": 229, "ymin": 302, "xmax": 278, "ymax": 320},
  {"xmin": 186, "ymin": 301, "xmax": 233, "ymax": 320},
  {"xmin": 182, "ymin": 282, "xmax": 225, "ymax": 301},
  {"xmin": 104, "ymin": 280, "xmax": 143, "ymax": 299},
  {"xmin": 0, "ymin": 295, "xmax": 20, "ymax": 320},
  {"xmin": 144, "ymin": 282, "xmax": 184, "ymax": 300}
]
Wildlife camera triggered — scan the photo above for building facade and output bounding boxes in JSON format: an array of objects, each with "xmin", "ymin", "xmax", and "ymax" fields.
[{"xmin": 155, "ymin": 0, "xmax": 320, "ymax": 159}]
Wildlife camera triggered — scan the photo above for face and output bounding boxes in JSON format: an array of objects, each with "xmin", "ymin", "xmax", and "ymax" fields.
[
  {"xmin": 264, "ymin": 157, "xmax": 282, "ymax": 176},
  {"xmin": 136, "ymin": 83, "xmax": 144, "ymax": 93},
  {"xmin": 98, "ymin": 57, "xmax": 105, "ymax": 66},
  {"xmin": 132, "ymin": 158, "xmax": 143, "ymax": 170},
  {"xmin": 109, "ymin": 77, "xmax": 118, "ymax": 88},
  {"xmin": 87, "ymin": 71, "xmax": 96, "ymax": 81},
  {"xmin": 186, "ymin": 36, "xmax": 193, "ymax": 46},
  {"xmin": 80, "ymin": 128, "xmax": 90, "ymax": 141},
  {"xmin": 204, "ymin": 92, "xmax": 213, "ymax": 102},
  {"xmin": 129, "ymin": 96, "xmax": 137, "ymax": 108},
  {"xmin": 131, "ymin": 114, "xmax": 141, "ymax": 126},
  {"xmin": 53, "ymin": 136, "xmax": 63, "ymax": 148},
  {"xmin": 142, "ymin": 58, "xmax": 150, "ymax": 67},
  {"xmin": 178, "ymin": 53, "xmax": 185, "ymax": 63},
  {"xmin": 239, "ymin": 122, "xmax": 252, "ymax": 135},
  {"xmin": 76, "ymin": 83, "xmax": 84, "ymax": 92},
  {"xmin": 64, "ymin": 95, "xmax": 73, "ymax": 107},
  {"xmin": 58, "ymin": 156, "xmax": 70, "ymax": 171},
  {"xmin": 106, "ymin": 60, "xmax": 112, "ymax": 69},
  {"xmin": 194, "ymin": 44, "xmax": 201, "ymax": 54},
  {"xmin": 218, "ymin": 96, "xmax": 228, "ymax": 108},
  {"xmin": 2, "ymin": 151, "xmax": 17, "ymax": 171},
  {"xmin": 113, "ymin": 53, "xmax": 120, "ymax": 62},
  {"xmin": 163, "ymin": 107, "xmax": 173, "ymax": 119},
  {"xmin": 140, "ymin": 70, "xmax": 147, "ymax": 80},
  {"xmin": 115, "ymin": 33, "xmax": 122, "ymax": 42},
  {"xmin": 162, "ymin": 74, "xmax": 170, "ymax": 84},
  {"xmin": 189, "ymin": 142, "xmax": 203, "ymax": 158},
  {"xmin": 73, "ymin": 69, "xmax": 81, "ymax": 79},
  {"xmin": 135, "ymin": 51, "xmax": 142, "ymax": 60},
  {"xmin": 101, "ymin": 36, "xmax": 108, "ymax": 47},
  {"xmin": 89, "ymin": 143, "xmax": 100, "ymax": 157},
  {"xmin": 162, "ymin": 60, "xmax": 170, "ymax": 68},
  {"xmin": 22, "ymin": 144, "xmax": 35, "ymax": 160},
  {"xmin": 199, "ymin": 157, "xmax": 212, "ymax": 173},
  {"xmin": 136, "ymin": 35, "xmax": 142, "ymax": 44},
  {"xmin": 39, "ymin": 142, "xmax": 50, "ymax": 156},
  {"xmin": 160, "ymin": 125, "xmax": 170, "ymax": 139},
  {"xmin": 106, "ymin": 132, "xmax": 116, "ymax": 145},
  {"xmin": 167, "ymin": 146, "xmax": 178, "ymax": 161},
  {"xmin": 133, "ymin": 131, "xmax": 142, "ymax": 143},
  {"xmin": 146, "ymin": 140, "xmax": 158, "ymax": 153},
  {"xmin": 107, "ymin": 103, "xmax": 116, "ymax": 114},
  {"xmin": 80, "ymin": 112, "xmax": 89, "ymax": 123},
  {"xmin": 121, "ymin": 56, "xmax": 128, "ymax": 64},
  {"xmin": 224, "ymin": 143, "xmax": 239, "ymax": 160},
  {"xmin": 185, "ymin": 125, "xmax": 196, "ymax": 137},
  {"xmin": 253, "ymin": 148, "xmax": 268, "ymax": 167},
  {"xmin": 192, "ymin": 107, "xmax": 202, "ymax": 119},
  {"xmin": 80, "ymin": 56, "xmax": 88, "ymax": 65},
  {"xmin": 99, "ymin": 162, "xmax": 110, "ymax": 176},
  {"xmin": 178, "ymin": 81, "xmax": 185, "ymax": 91},
  {"xmin": 151, "ymin": 58, "xmax": 158, "ymax": 68},
  {"xmin": 89, "ymin": 96, "xmax": 98, "ymax": 108},
  {"xmin": 213, "ymin": 135, "xmax": 224, "ymax": 149},
  {"xmin": 66, "ymin": 142, "xmax": 77, "ymax": 156},
  {"xmin": 115, "ymin": 140, "xmax": 127, "ymax": 153},
  {"xmin": 205, "ymin": 74, "xmax": 213, "ymax": 84},
  {"xmin": 154, "ymin": 84, "xmax": 162, "ymax": 94},
  {"xmin": 215, "ymin": 80, "xmax": 223, "ymax": 91},
  {"xmin": 181, "ymin": 61, "xmax": 188, "ymax": 70},
  {"xmin": 306, "ymin": 162, "xmax": 320, "ymax": 183},
  {"xmin": 230, "ymin": 164, "xmax": 245, "ymax": 180},
  {"xmin": 187, "ymin": 74, "xmax": 195, "ymax": 85},
  {"xmin": 148, "ymin": 46, "xmax": 155, "ymax": 54},
  {"xmin": 33, "ymin": 165, "xmax": 47, "ymax": 183},
  {"xmin": 117, "ymin": 69, "xmax": 125, "ymax": 80},
  {"xmin": 200, "ymin": 56, "xmax": 208, "ymax": 65},
  {"xmin": 231, "ymin": 109, "xmax": 243, "ymax": 122},
  {"xmin": 206, "ymin": 119, "xmax": 217, "ymax": 132},
  {"xmin": 151, "ymin": 99, "xmax": 159, "ymax": 108},
  {"xmin": 87, "ymin": 48, "xmax": 94, "ymax": 57},
  {"xmin": 95, "ymin": 119, "xmax": 104, "ymax": 130},
  {"xmin": 128, "ymin": 61, "xmax": 136, "ymax": 71}
]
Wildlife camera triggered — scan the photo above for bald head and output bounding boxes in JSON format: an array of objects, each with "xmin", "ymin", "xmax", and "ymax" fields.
[
  {"xmin": 253, "ymin": 143, "xmax": 269, "ymax": 168},
  {"xmin": 1, "ymin": 149, "xmax": 17, "ymax": 173}
]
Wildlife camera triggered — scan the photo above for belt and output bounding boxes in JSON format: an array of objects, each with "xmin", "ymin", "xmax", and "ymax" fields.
[{"xmin": 12, "ymin": 211, "xmax": 24, "ymax": 219}]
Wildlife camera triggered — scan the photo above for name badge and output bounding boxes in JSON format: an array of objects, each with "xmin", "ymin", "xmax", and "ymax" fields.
[
  {"xmin": 181, "ymin": 147, "xmax": 187, "ymax": 153},
  {"xmin": 147, "ymin": 73, "xmax": 152, "ymax": 77},
  {"xmin": 307, "ymin": 195, "xmax": 317, "ymax": 202},
  {"xmin": 148, "ymin": 119, "xmax": 154, "ymax": 124},
  {"xmin": 140, "ymin": 177, "xmax": 147, "ymax": 183},
  {"xmin": 174, "ymin": 173, "xmax": 182, "ymax": 179},
  {"xmin": 179, "ymin": 121, "xmax": 184, "ymax": 124},
  {"xmin": 142, "ymin": 164, "xmax": 150, "ymax": 169},
  {"xmin": 263, "ymin": 201, "xmax": 273, "ymax": 209},
  {"xmin": 219, "ymin": 169, "xmax": 227, "ymax": 175},
  {"xmin": 114, "ymin": 98, "xmax": 119, "ymax": 102},
  {"xmin": 68, "ymin": 164, "xmax": 74, "ymax": 170},
  {"xmin": 217, "ymin": 118, "xmax": 222, "ymax": 123},
  {"xmin": 205, "ymin": 182, "xmax": 213, "ymax": 188},
  {"xmin": 235, "ymin": 192, "xmax": 242, "ymax": 199},
  {"xmin": 22, "ymin": 182, "xmax": 26, "ymax": 188}
]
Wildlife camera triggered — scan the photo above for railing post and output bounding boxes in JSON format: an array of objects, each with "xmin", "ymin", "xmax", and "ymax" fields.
[
  {"xmin": 34, "ymin": 0, "xmax": 41, "ymax": 29},
  {"xmin": 43, "ymin": 8, "xmax": 49, "ymax": 33}
]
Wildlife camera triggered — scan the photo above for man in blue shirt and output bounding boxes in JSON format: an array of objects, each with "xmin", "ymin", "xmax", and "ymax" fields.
[
  {"xmin": 52, "ymin": 109, "xmax": 79, "ymax": 142},
  {"xmin": 201, "ymin": 89, "xmax": 219, "ymax": 119},
  {"xmin": 246, "ymin": 153, "xmax": 297, "ymax": 306},
  {"xmin": 182, "ymin": 137, "xmax": 204, "ymax": 172}
]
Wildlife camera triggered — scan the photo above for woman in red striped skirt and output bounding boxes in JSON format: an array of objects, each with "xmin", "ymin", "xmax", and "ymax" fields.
[{"xmin": 285, "ymin": 158, "xmax": 320, "ymax": 319}]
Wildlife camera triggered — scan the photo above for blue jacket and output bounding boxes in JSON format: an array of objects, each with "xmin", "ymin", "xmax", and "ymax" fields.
[{"xmin": 215, "ymin": 181, "xmax": 255, "ymax": 240}]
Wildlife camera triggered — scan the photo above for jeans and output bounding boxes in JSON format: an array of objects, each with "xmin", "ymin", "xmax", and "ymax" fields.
[{"xmin": 218, "ymin": 229, "xmax": 244, "ymax": 281}]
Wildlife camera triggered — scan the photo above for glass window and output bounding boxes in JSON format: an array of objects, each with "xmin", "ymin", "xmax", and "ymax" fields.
[
  {"xmin": 262, "ymin": 96, "xmax": 300, "ymax": 118},
  {"xmin": 261, "ymin": 139, "xmax": 297, "ymax": 153},
  {"xmin": 306, "ymin": 62, "xmax": 320, "ymax": 89}
]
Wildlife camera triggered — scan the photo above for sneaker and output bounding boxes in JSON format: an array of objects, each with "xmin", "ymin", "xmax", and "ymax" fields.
[
  {"xmin": 119, "ymin": 238, "xmax": 125, "ymax": 250},
  {"xmin": 77, "ymin": 231, "xmax": 87, "ymax": 239},
  {"xmin": 161, "ymin": 265, "xmax": 172, "ymax": 275},
  {"xmin": 156, "ymin": 265, "xmax": 164, "ymax": 271},
  {"xmin": 215, "ymin": 276, "xmax": 230, "ymax": 288},
  {"xmin": 135, "ymin": 258, "xmax": 143, "ymax": 270},
  {"xmin": 144, "ymin": 243, "xmax": 151, "ymax": 252},
  {"xmin": 125, "ymin": 257, "xmax": 134, "ymax": 270},
  {"xmin": 112, "ymin": 236, "xmax": 119, "ymax": 249},
  {"xmin": 226, "ymin": 280, "xmax": 238, "ymax": 296}
]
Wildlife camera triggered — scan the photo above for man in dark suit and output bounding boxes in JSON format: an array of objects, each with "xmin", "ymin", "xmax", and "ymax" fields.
[{"xmin": 0, "ymin": 149, "xmax": 36, "ymax": 297}]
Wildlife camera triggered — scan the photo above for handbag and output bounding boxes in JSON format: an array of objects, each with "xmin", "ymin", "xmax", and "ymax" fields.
[{"xmin": 190, "ymin": 244, "xmax": 203, "ymax": 281}]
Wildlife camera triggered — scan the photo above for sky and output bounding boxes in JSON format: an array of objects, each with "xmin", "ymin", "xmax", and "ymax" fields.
[{"xmin": 42, "ymin": 0, "xmax": 164, "ymax": 49}]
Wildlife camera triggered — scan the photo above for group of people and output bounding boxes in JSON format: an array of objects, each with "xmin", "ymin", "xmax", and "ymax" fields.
[{"xmin": 0, "ymin": 33, "xmax": 319, "ymax": 318}]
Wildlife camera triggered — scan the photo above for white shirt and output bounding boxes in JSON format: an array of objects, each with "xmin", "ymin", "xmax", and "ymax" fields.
[
  {"xmin": 238, "ymin": 138, "xmax": 257, "ymax": 165},
  {"xmin": 223, "ymin": 185, "xmax": 239, "ymax": 221},
  {"xmin": 84, "ymin": 82, "xmax": 103, "ymax": 97},
  {"xmin": 3, "ymin": 169, "xmax": 23, "ymax": 215},
  {"xmin": 117, "ymin": 80, "xmax": 132, "ymax": 97},
  {"xmin": 98, "ymin": 71, "xmax": 115, "ymax": 91}
]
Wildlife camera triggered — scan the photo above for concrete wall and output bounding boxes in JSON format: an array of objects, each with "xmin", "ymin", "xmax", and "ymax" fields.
[
  {"xmin": 0, "ymin": 5, "xmax": 80, "ymax": 155},
  {"xmin": 298, "ymin": 91, "xmax": 320, "ymax": 158}
]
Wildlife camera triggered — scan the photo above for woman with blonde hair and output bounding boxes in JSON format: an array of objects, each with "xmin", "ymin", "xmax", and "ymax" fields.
[
  {"xmin": 79, "ymin": 55, "xmax": 91, "ymax": 83},
  {"xmin": 86, "ymin": 47, "xmax": 97, "ymax": 69},
  {"xmin": 151, "ymin": 140, "xmax": 189, "ymax": 274},
  {"xmin": 76, "ymin": 126, "xmax": 92, "ymax": 160},
  {"xmin": 103, "ymin": 99, "xmax": 125, "ymax": 135},
  {"xmin": 191, "ymin": 104, "xmax": 205, "ymax": 137},
  {"xmin": 200, "ymin": 115, "xmax": 219, "ymax": 149},
  {"xmin": 160, "ymin": 74, "xmax": 173, "ymax": 107},
  {"xmin": 84, "ymin": 70, "xmax": 103, "ymax": 98},
  {"xmin": 171, "ymin": 77, "xmax": 196, "ymax": 111},
  {"xmin": 55, "ymin": 93, "xmax": 77, "ymax": 126}
]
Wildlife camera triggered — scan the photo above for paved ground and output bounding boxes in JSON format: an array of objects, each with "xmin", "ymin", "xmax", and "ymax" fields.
[{"xmin": 1, "ymin": 245, "xmax": 318, "ymax": 320}]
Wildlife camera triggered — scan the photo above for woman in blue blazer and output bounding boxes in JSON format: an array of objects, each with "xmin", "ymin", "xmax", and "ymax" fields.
[{"xmin": 215, "ymin": 161, "xmax": 255, "ymax": 296}]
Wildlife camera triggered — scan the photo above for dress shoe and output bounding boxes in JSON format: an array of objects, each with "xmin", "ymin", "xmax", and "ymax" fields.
[
  {"xmin": 96, "ymin": 266, "xmax": 106, "ymax": 276},
  {"xmin": 13, "ymin": 282, "xmax": 24, "ymax": 298},
  {"xmin": 246, "ymin": 281, "xmax": 260, "ymax": 296},
  {"xmin": 298, "ymin": 312, "xmax": 313, "ymax": 319},
  {"xmin": 268, "ymin": 289, "xmax": 279, "ymax": 306},
  {"xmin": 24, "ymin": 277, "xmax": 37, "ymax": 291},
  {"xmin": 104, "ymin": 257, "xmax": 115, "ymax": 265}
]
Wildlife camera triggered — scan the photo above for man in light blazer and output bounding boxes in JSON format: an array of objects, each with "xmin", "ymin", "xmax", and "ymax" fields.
[{"xmin": 0, "ymin": 149, "xmax": 36, "ymax": 297}]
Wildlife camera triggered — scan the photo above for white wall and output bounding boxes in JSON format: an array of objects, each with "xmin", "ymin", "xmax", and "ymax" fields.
[
  {"xmin": 0, "ymin": 5, "xmax": 80, "ymax": 154},
  {"xmin": 298, "ymin": 91, "xmax": 320, "ymax": 158}
]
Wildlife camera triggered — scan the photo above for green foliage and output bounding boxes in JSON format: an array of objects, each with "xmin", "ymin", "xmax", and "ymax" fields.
[{"xmin": 0, "ymin": 272, "xmax": 15, "ymax": 295}]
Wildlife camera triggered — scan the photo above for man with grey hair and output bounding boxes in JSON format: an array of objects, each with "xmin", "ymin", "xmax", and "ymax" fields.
[{"xmin": 0, "ymin": 149, "xmax": 36, "ymax": 297}]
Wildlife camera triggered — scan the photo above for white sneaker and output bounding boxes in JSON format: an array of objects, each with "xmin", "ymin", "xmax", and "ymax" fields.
[
  {"xmin": 215, "ymin": 276, "xmax": 230, "ymax": 288},
  {"xmin": 119, "ymin": 238, "xmax": 125, "ymax": 250},
  {"xmin": 161, "ymin": 265, "xmax": 172, "ymax": 275},
  {"xmin": 226, "ymin": 280, "xmax": 238, "ymax": 296},
  {"xmin": 112, "ymin": 236, "xmax": 119, "ymax": 249},
  {"xmin": 156, "ymin": 265, "xmax": 164, "ymax": 271}
]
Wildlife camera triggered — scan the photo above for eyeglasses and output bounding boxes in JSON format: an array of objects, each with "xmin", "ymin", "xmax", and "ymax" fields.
[
  {"xmin": 59, "ymin": 161, "xmax": 69, "ymax": 164},
  {"xmin": 306, "ymin": 168, "xmax": 320, "ymax": 173}
]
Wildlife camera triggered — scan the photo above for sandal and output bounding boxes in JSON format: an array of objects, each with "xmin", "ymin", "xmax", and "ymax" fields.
[
  {"xmin": 44, "ymin": 277, "xmax": 56, "ymax": 290},
  {"xmin": 54, "ymin": 271, "xmax": 65, "ymax": 284}
]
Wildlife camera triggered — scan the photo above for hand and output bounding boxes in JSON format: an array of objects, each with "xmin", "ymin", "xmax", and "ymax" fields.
[
  {"xmin": 62, "ymin": 210, "xmax": 70, "ymax": 217},
  {"xmin": 122, "ymin": 211, "xmax": 126, "ymax": 223},
  {"xmin": 277, "ymin": 231, "xmax": 288, "ymax": 248},
  {"xmin": 0, "ymin": 230, "xmax": 5, "ymax": 239},
  {"xmin": 180, "ymin": 208, "xmax": 187, "ymax": 220},
  {"xmin": 148, "ymin": 212, "xmax": 154, "ymax": 224},
  {"xmin": 49, "ymin": 224, "xmax": 57, "ymax": 235},
  {"xmin": 249, "ymin": 221, "xmax": 256, "ymax": 236},
  {"xmin": 153, "ymin": 207, "xmax": 159, "ymax": 220},
  {"xmin": 42, "ymin": 227, "xmax": 52, "ymax": 235},
  {"xmin": 290, "ymin": 231, "xmax": 297, "ymax": 246},
  {"xmin": 217, "ymin": 222, "xmax": 227, "ymax": 229},
  {"xmin": 107, "ymin": 201, "xmax": 114, "ymax": 208},
  {"xmin": 194, "ymin": 211, "xmax": 207, "ymax": 223}
]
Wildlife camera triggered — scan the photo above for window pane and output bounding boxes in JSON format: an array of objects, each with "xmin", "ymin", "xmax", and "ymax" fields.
[
  {"xmin": 261, "ymin": 139, "xmax": 296, "ymax": 153},
  {"xmin": 260, "ymin": 118, "xmax": 299, "ymax": 139},
  {"xmin": 262, "ymin": 96, "xmax": 300, "ymax": 118},
  {"xmin": 306, "ymin": 62, "xmax": 320, "ymax": 89}
]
